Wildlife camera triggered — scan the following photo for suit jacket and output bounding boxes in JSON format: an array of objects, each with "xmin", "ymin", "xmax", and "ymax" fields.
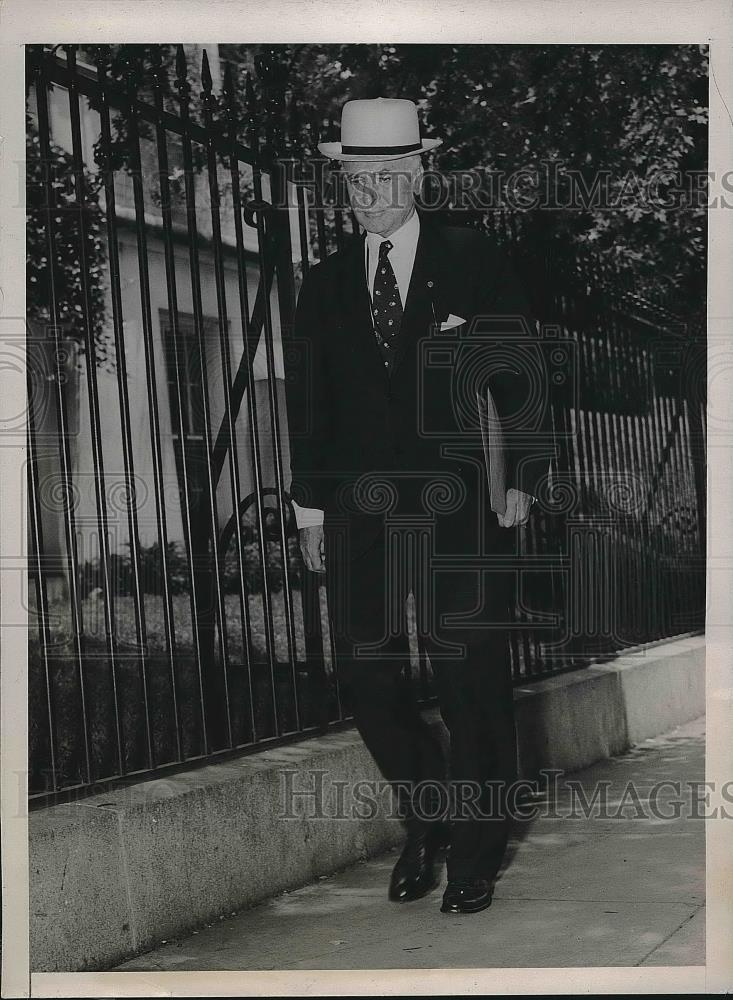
[{"xmin": 285, "ymin": 209, "xmax": 555, "ymax": 561}]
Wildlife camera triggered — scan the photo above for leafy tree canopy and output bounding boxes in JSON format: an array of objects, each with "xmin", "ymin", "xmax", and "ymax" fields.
[
  {"xmin": 222, "ymin": 43, "xmax": 708, "ymax": 320},
  {"xmin": 28, "ymin": 43, "xmax": 708, "ymax": 341}
]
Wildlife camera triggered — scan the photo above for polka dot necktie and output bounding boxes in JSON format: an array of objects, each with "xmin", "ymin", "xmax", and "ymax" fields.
[{"xmin": 372, "ymin": 239, "xmax": 403, "ymax": 346}]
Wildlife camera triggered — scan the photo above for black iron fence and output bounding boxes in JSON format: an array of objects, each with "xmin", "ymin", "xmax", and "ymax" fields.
[{"xmin": 26, "ymin": 44, "xmax": 706, "ymax": 806}]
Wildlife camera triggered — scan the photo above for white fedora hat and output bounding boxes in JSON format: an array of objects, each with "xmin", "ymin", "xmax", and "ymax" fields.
[{"xmin": 317, "ymin": 97, "xmax": 442, "ymax": 162}]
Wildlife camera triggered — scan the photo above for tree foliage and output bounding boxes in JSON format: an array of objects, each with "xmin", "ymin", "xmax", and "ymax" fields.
[
  {"xmin": 28, "ymin": 43, "xmax": 708, "ymax": 348},
  {"xmin": 26, "ymin": 112, "xmax": 112, "ymax": 367},
  {"xmin": 223, "ymin": 43, "xmax": 708, "ymax": 320}
]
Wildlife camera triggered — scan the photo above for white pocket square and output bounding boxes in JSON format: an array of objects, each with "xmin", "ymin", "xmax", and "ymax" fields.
[{"xmin": 440, "ymin": 313, "xmax": 465, "ymax": 330}]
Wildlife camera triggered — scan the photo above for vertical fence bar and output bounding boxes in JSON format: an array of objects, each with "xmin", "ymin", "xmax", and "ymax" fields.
[
  {"xmin": 551, "ymin": 306, "xmax": 577, "ymax": 672},
  {"xmin": 632, "ymin": 339, "xmax": 656, "ymax": 642},
  {"xmin": 221, "ymin": 64, "xmax": 278, "ymax": 741},
  {"xmin": 334, "ymin": 192, "xmax": 345, "ymax": 252},
  {"xmin": 27, "ymin": 389, "xmax": 58, "ymax": 792},
  {"xmin": 615, "ymin": 324, "xmax": 643, "ymax": 644},
  {"xmin": 681, "ymin": 397, "xmax": 705, "ymax": 619},
  {"xmin": 665, "ymin": 396, "xmax": 695, "ymax": 625},
  {"xmin": 295, "ymin": 177, "xmax": 310, "ymax": 276},
  {"xmin": 524, "ymin": 510, "xmax": 539, "ymax": 676},
  {"xmin": 248, "ymin": 80, "xmax": 299, "ymax": 734},
  {"xmin": 679, "ymin": 397, "xmax": 701, "ymax": 619},
  {"xmin": 645, "ymin": 351, "xmax": 670, "ymax": 639},
  {"xmin": 589, "ymin": 324, "xmax": 619, "ymax": 654},
  {"xmin": 602, "ymin": 323, "xmax": 627, "ymax": 645},
  {"xmin": 655, "ymin": 390, "xmax": 675, "ymax": 637},
  {"xmin": 597, "ymin": 408, "xmax": 616, "ymax": 647},
  {"xmin": 170, "ymin": 47, "xmax": 237, "ymax": 750},
  {"xmin": 308, "ymin": 115, "xmax": 329, "ymax": 261},
  {"xmin": 544, "ymin": 404, "xmax": 564, "ymax": 672},
  {"xmin": 288, "ymin": 90, "xmax": 334, "ymax": 726},
  {"xmin": 564, "ymin": 397, "xmax": 581, "ymax": 665},
  {"xmin": 639, "ymin": 402, "xmax": 662, "ymax": 639},
  {"xmin": 577, "ymin": 403, "xmax": 593, "ymax": 517},
  {"xmin": 609, "ymin": 408, "xmax": 631, "ymax": 644},
  {"xmin": 32, "ymin": 50, "xmax": 93, "ymax": 787},
  {"xmin": 66, "ymin": 45, "xmax": 125, "ymax": 777},
  {"xmin": 149, "ymin": 52, "xmax": 220, "ymax": 753},
  {"xmin": 667, "ymin": 397, "xmax": 688, "ymax": 621},
  {"xmin": 122, "ymin": 55, "xmax": 183, "ymax": 763},
  {"xmin": 236, "ymin": 71, "xmax": 283, "ymax": 736},
  {"xmin": 629, "ymin": 409, "xmax": 651, "ymax": 642},
  {"xmin": 325, "ymin": 588, "xmax": 344, "ymax": 718},
  {"xmin": 681, "ymin": 397, "xmax": 702, "ymax": 554},
  {"xmin": 621, "ymin": 409, "xmax": 642, "ymax": 641},
  {"xmin": 585, "ymin": 335, "xmax": 604, "ymax": 510},
  {"xmin": 262, "ymin": 158, "xmax": 303, "ymax": 734},
  {"xmin": 252, "ymin": 50, "xmax": 303, "ymax": 733},
  {"xmin": 287, "ymin": 96, "xmax": 312, "ymax": 280},
  {"xmin": 96, "ymin": 48, "xmax": 154, "ymax": 770},
  {"xmin": 209, "ymin": 56, "xmax": 264, "ymax": 741},
  {"xmin": 662, "ymin": 395, "xmax": 687, "ymax": 622}
]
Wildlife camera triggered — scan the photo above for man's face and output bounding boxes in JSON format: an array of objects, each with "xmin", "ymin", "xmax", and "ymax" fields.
[{"xmin": 342, "ymin": 156, "xmax": 421, "ymax": 237}]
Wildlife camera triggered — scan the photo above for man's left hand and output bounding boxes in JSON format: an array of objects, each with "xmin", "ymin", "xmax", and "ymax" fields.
[{"xmin": 497, "ymin": 488, "xmax": 533, "ymax": 527}]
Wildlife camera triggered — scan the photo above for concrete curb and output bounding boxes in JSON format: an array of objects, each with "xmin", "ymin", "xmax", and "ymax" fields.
[{"xmin": 30, "ymin": 633, "xmax": 705, "ymax": 972}]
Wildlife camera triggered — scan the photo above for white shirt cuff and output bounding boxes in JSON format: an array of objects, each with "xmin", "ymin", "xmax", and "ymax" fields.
[{"xmin": 292, "ymin": 501, "xmax": 324, "ymax": 528}]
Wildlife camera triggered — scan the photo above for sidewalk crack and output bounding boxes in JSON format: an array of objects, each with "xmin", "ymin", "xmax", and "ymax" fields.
[{"xmin": 633, "ymin": 903, "xmax": 704, "ymax": 966}]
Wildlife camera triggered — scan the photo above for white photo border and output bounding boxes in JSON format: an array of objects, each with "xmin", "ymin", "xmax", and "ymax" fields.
[{"xmin": 1, "ymin": 1, "xmax": 731, "ymax": 995}]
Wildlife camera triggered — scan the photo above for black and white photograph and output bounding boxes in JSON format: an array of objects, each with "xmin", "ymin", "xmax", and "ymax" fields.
[{"xmin": 1, "ymin": 0, "xmax": 732, "ymax": 995}]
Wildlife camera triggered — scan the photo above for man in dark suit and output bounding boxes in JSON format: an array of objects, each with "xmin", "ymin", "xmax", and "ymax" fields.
[{"xmin": 285, "ymin": 98, "xmax": 554, "ymax": 914}]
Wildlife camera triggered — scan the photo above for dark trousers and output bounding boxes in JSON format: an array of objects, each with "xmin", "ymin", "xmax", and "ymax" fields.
[{"xmin": 326, "ymin": 520, "xmax": 518, "ymax": 882}]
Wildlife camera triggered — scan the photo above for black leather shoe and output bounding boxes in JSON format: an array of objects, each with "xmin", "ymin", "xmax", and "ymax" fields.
[
  {"xmin": 440, "ymin": 877, "xmax": 494, "ymax": 914},
  {"xmin": 388, "ymin": 825, "xmax": 447, "ymax": 902}
]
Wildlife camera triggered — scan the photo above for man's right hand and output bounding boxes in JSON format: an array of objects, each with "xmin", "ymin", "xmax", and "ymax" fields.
[{"xmin": 298, "ymin": 524, "xmax": 326, "ymax": 573}]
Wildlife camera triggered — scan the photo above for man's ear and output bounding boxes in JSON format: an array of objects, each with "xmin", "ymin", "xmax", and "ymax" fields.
[{"xmin": 412, "ymin": 160, "xmax": 425, "ymax": 195}]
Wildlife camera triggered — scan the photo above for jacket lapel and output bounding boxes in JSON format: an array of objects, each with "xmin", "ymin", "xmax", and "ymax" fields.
[{"xmin": 335, "ymin": 229, "xmax": 387, "ymax": 376}]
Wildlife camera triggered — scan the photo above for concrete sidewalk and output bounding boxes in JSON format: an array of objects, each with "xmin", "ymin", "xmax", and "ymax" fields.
[{"xmin": 116, "ymin": 717, "xmax": 705, "ymax": 971}]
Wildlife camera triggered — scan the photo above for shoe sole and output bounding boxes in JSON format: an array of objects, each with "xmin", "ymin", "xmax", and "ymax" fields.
[
  {"xmin": 440, "ymin": 895, "xmax": 493, "ymax": 914},
  {"xmin": 389, "ymin": 876, "xmax": 440, "ymax": 903}
]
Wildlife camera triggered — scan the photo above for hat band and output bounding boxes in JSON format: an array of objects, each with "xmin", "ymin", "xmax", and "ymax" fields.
[{"xmin": 340, "ymin": 141, "xmax": 423, "ymax": 155}]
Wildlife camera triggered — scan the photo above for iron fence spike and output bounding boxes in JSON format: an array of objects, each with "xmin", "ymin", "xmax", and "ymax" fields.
[
  {"xmin": 201, "ymin": 47, "xmax": 212, "ymax": 92},
  {"xmin": 175, "ymin": 44, "xmax": 187, "ymax": 83}
]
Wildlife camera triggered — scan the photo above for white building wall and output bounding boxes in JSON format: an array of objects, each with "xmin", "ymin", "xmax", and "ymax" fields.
[
  {"xmin": 68, "ymin": 228, "xmax": 295, "ymax": 555},
  {"xmin": 32, "ymin": 45, "xmax": 314, "ymax": 572}
]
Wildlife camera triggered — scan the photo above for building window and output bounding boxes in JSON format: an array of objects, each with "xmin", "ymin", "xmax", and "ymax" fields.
[
  {"xmin": 160, "ymin": 310, "xmax": 222, "ymax": 443},
  {"xmin": 159, "ymin": 310, "xmax": 226, "ymax": 539}
]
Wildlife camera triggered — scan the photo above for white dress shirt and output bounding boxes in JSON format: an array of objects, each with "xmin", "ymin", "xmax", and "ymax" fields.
[
  {"xmin": 365, "ymin": 208, "xmax": 420, "ymax": 312},
  {"xmin": 292, "ymin": 210, "xmax": 421, "ymax": 529}
]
